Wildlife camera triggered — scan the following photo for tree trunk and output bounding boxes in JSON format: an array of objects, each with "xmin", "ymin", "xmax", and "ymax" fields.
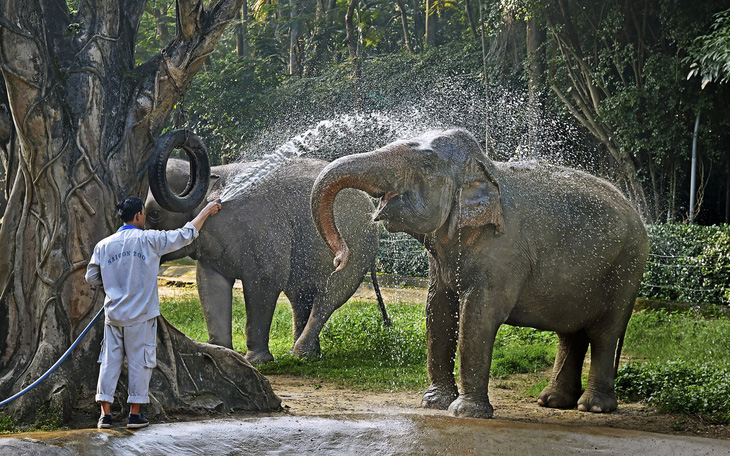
[
  {"xmin": 464, "ymin": 0, "xmax": 478, "ymax": 40},
  {"xmin": 425, "ymin": 0, "xmax": 438, "ymax": 48},
  {"xmin": 0, "ymin": 0, "xmax": 280, "ymax": 423},
  {"xmin": 543, "ymin": 1, "xmax": 650, "ymax": 217},
  {"xmin": 237, "ymin": 1, "xmax": 250, "ymax": 58},
  {"xmin": 149, "ymin": 5, "xmax": 172, "ymax": 47},
  {"xmin": 726, "ymin": 150, "xmax": 730, "ymax": 223},
  {"xmin": 526, "ymin": 15, "xmax": 546, "ymax": 156},
  {"xmin": 346, "ymin": 0, "xmax": 363, "ymax": 110},
  {"xmin": 289, "ymin": 0, "xmax": 303, "ymax": 76},
  {"xmin": 410, "ymin": 0, "xmax": 425, "ymax": 51},
  {"xmin": 395, "ymin": 0, "xmax": 415, "ymax": 54}
]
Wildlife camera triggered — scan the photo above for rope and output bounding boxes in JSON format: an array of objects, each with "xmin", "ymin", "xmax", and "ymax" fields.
[{"xmin": 0, "ymin": 306, "xmax": 105, "ymax": 408}]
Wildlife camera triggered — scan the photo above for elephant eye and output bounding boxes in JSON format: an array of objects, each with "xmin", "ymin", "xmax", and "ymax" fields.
[{"xmin": 147, "ymin": 210, "xmax": 162, "ymax": 221}]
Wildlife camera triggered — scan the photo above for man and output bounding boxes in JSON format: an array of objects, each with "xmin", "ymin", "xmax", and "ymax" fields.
[{"xmin": 86, "ymin": 196, "xmax": 221, "ymax": 429}]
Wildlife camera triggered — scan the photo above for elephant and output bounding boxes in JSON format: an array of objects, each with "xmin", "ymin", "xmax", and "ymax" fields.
[
  {"xmin": 146, "ymin": 158, "xmax": 386, "ymax": 364},
  {"xmin": 311, "ymin": 128, "xmax": 649, "ymax": 419}
]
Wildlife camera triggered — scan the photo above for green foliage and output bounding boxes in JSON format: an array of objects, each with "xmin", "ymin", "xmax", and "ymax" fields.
[
  {"xmin": 616, "ymin": 361, "xmax": 730, "ymax": 423},
  {"xmin": 260, "ymin": 300, "xmax": 430, "ymax": 391},
  {"xmin": 624, "ymin": 309, "xmax": 730, "ymax": 366},
  {"xmin": 32, "ymin": 403, "xmax": 62, "ymax": 431},
  {"xmin": 641, "ymin": 224, "xmax": 730, "ymax": 305},
  {"xmin": 0, "ymin": 414, "xmax": 18, "ymax": 434},
  {"xmin": 491, "ymin": 326, "xmax": 557, "ymax": 379},
  {"xmin": 618, "ymin": 308, "xmax": 730, "ymax": 422},
  {"xmin": 687, "ymin": 8, "xmax": 730, "ymax": 87}
]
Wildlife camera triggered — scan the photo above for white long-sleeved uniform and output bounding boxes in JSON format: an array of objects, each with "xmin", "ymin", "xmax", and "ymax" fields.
[{"xmin": 85, "ymin": 222, "xmax": 199, "ymax": 326}]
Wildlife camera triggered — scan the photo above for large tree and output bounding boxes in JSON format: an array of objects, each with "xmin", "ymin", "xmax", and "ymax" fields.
[{"xmin": 0, "ymin": 0, "xmax": 280, "ymax": 422}]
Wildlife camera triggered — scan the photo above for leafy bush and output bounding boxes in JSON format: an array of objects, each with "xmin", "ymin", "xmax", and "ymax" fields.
[
  {"xmin": 616, "ymin": 361, "xmax": 730, "ymax": 423},
  {"xmin": 0, "ymin": 414, "xmax": 18, "ymax": 433},
  {"xmin": 641, "ymin": 224, "xmax": 730, "ymax": 305},
  {"xmin": 619, "ymin": 308, "xmax": 730, "ymax": 422}
]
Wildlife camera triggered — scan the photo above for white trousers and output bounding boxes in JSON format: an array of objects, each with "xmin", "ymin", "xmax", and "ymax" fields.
[{"xmin": 96, "ymin": 317, "xmax": 157, "ymax": 404}]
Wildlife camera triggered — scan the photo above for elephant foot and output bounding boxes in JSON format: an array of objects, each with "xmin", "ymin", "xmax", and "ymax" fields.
[
  {"xmin": 244, "ymin": 349, "xmax": 274, "ymax": 365},
  {"xmin": 447, "ymin": 394, "xmax": 494, "ymax": 419},
  {"xmin": 291, "ymin": 338, "xmax": 321, "ymax": 360},
  {"xmin": 537, "ymin": 385, "xmax": 580, "ymax": 409},
  {"xmin": 421, "ymin": 384, "xmax": 458, "ymax": 410},
  {"xmin": 577, "ymin": 387, "xmax": 618, "ymax": 413}
]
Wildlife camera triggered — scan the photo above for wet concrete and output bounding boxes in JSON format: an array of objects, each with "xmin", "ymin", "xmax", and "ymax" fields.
[{"xmin": 2, "ymin": 413, "xmax": 729, "ymax": 455}]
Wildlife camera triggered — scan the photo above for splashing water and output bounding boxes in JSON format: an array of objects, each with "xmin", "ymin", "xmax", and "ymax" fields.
[
  {"xmin": 217, "ymin": 74, "xmax": 601, "ymax": 204},
  {"xmin": 217, "ymin": 111, "xmax": 427, "ymax": 202}
]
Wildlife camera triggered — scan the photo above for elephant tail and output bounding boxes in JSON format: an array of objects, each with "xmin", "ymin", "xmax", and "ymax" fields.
[
  {"xmin": 370, "ymin": 263, "xmax": 391, "ymax": 327},
  {"xmin": 613, "ymin": 333, "xmax": 625, "ymax": 378}
]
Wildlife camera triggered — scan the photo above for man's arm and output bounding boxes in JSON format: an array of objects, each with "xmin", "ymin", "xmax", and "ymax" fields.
[
  {"xmin": 191, "ymin": 200, "xmax": 222, "ymax": 231},
  {"xmin": 85, "ymin": 249, "xmax": 103, "ymax": 287}
]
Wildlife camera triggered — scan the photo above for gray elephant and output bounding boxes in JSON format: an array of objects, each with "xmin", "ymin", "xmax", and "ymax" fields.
[
  {"xmin": 311, "ymin": 128, "xmax": 649, "ymax": 418},
  {"xmin": 146, "ymin": 158, "xmax": 384, "ymax": 364}
]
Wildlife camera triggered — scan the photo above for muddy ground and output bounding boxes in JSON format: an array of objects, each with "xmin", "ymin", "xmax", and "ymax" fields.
[{"xmin": 153, "ymin": 272, "xmax": 730, "ymax": 441}]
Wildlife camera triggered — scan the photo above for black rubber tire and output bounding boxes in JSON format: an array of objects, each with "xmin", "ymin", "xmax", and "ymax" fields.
[{"xmin": 148, "ymin": 130, "xmax": 211, "ymax": 213}]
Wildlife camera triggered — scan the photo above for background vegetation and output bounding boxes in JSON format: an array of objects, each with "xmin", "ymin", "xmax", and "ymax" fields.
[{"xmin": 125, "ymin": 0, "xmax": 730, "ymax": 225}]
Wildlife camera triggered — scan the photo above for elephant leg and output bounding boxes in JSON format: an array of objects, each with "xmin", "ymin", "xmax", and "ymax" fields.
[
  {"xmin": 578, "ymin": 315, "xmax": 632, "ymax": 413},
  {"xmin": 448, "ymin": 289, "xmax": 513, "ymax": 419},
  {"xmin": 578, "ymin": 258, "xmax": 642, "ymax": 413},
  {"xmin": 538, "ymin": 331, "xmax": 588, "ymax": 409},
  {"xmin": 421, "ymin": 284, "xmax": 459, "ymax": 410},
  {"xmin": 289, "ymin": 288, "xmax": 316, "ymax": 343},
  {"xmin": 197, "ymin": 263, "xmax": 235, "ymax": 349},
  {"xmin": 242, "ymin": 279, "xmax": 282, "ymax": 365},
  {"xmin": 291, "ymin": 293, "xmax": 336, "ymax": 359}
]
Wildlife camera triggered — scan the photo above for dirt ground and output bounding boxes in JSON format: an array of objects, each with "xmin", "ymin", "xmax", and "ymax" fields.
[
  {"xmin": 267, "ymin": 373, "xmax": 730, "ymax": 441},
  {"xmin": 156, "ymin": 272, "xmax": 729, "ymax": 441}
]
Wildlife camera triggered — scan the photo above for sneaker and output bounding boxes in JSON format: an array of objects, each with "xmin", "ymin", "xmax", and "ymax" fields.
[
  {"xmin": 97, "ymin": 414, "xmax": 112, "ymax": 429},
  {"xmin": 127, "ymin": 413, "xmax": 149, "ymax": 429}
]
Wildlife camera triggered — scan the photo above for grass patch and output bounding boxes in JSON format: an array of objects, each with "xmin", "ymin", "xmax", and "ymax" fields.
[
  {"xmin": 617, "ymin": 309, "xmax": 730, "ymax": 423},
  {"xmin": 161, "ymin": 290, "xmax": 557, "ymax": 391}
]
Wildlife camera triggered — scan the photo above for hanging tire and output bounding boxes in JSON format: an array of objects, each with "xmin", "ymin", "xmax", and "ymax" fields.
[{"xmin": 148, "ymin": 130, "xmax": 211, "ymax": 213}]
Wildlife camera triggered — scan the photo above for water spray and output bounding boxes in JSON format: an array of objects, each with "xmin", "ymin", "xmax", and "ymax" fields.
[{"xmin": 218, "ymin": 112, "xmax": 425, "ymax": 202}]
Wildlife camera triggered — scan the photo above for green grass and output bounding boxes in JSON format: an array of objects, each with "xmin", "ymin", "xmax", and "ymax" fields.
[
  {"xmin": 160, "ymin": 289, "xmax": 557, "ymax": 392},
  {"xmin": 617, "ymin": 309, "xmax": 730, "ymax": 423}
]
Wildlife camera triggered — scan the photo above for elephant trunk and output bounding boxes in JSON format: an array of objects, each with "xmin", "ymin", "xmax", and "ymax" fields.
[{"xmin": 311, "ymin": 152, "xmax": 390, "ymax": 271}]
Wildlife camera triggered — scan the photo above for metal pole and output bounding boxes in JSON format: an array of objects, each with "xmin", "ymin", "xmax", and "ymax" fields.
[{"xmin": 689, "ymin": 111, "xmax": 700, "ymax": 224}]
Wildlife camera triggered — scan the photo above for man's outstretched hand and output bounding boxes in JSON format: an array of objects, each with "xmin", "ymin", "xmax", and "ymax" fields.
[{"xmin": 192, "ymin": 200, "xmax": 222, "ymax": 230}]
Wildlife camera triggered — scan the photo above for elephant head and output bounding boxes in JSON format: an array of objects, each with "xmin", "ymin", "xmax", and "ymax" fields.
[{"xmin": 311, "ymin": 128, "xmax": 504, "ymax": 270}]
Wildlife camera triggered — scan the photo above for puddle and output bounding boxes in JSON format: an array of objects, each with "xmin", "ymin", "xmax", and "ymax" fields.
[{"xmin": 2, "ymin": 413, "xmax": 729, "ymax": 455}]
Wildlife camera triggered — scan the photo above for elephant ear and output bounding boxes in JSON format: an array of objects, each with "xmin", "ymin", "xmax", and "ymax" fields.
[{"xmin": 448, "ymin": 160, "xmax": 505, "ymax": 238}]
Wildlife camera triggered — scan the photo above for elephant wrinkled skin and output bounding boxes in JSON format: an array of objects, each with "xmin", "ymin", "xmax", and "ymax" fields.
[
  {"xmin": 146, "ymin": 158, "xmax": 380, "ymax": 364},
  {"xmin": 311, "ymin": 128, "xmax": 649, "ymax": 418}
]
